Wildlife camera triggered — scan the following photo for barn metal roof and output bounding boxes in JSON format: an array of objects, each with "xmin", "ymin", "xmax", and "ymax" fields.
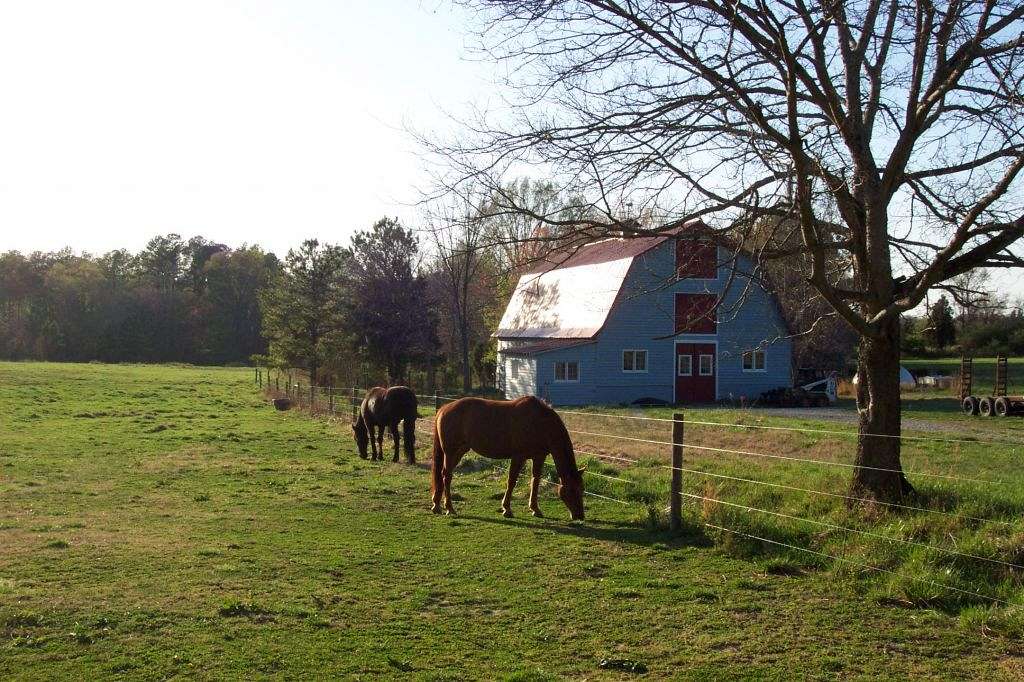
[
  {"xmin": 496, "ymin": 226, "xmax": 696, "ymax": 340},
  {"xmin": 500, "ymin": 339, "xmax": 597, "ymax": 356}
]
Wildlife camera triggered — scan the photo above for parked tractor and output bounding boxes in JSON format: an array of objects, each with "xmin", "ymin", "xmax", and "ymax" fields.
[
  {"xmin": 758, "ymin": 373, "xmax": 837, "ymax": 408},
  {"xmin": 961, "ymin": 354, "xmax": 1024, "ymax": 417}
]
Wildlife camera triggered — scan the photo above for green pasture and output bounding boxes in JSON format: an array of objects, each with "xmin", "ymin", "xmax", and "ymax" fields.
[
  {"xmin": 2, "ymin": 362, "xmax": 1023, "ymax": 679},
  {"xmin": 903, "ymin": 356, "xmax": 1024, "ymax": 398}
]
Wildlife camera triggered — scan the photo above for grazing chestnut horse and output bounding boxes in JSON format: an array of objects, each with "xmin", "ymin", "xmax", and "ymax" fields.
[
  {"xmin": 352, "ymin": 386, "xmax": 418, "ymax": 463},
  {"xmin": 430, "ymin": 396, "xmax": 585, "ymax": 520}
]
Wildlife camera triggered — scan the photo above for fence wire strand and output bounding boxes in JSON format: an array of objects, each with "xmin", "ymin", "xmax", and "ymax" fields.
[
  {"xmin": 261, "ymin": 380, "xmax": 1024, "ymax": 607},
  {"xmin": 566, "ymin": 428, "xmax": 1002, "ymax": 485}
]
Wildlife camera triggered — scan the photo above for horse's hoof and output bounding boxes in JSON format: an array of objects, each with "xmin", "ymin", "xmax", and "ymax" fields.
[
  {"xmin": 501, "ymin": 508, "xmax": 513, "ymax": 518},
  {"xmin": 445, "ymin": 507, "xmax": 457, "ymax": 516},
  {"xmin": 359, "ymin": 454, "xmax": 368, "ymax": 460},
  {"xmin": 430, "ymin": 503, "xmax": 441, "ymax": 514},
  {"xmin": 531, "ymin": 509, "xmax": 544, "ymax": 518}
]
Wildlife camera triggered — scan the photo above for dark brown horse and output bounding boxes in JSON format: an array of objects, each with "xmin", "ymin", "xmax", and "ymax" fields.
[
  {"xmin": 430, "ymin": 396, "xmax": 585, "ymax": 520},
  {"xmin": 352, "ymin": 386, "xmax": 418, "ymax": 463}
]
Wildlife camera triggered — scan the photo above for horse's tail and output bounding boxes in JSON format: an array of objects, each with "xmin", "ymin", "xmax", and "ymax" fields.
[{"xmin": 430, "ymin": 417, "xmax": 444, "ymax": 497}]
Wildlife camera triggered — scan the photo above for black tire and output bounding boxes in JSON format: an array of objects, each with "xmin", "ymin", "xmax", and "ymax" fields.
[
  {"xmin": 995, "ymin": 397, "xmax": 1010, "ymax": 417},
  {"xmin": 962, "ymin": 396, "xmax": 980, "ymax": 416},
  {"xmin": 979, "ymin": 397, "xmax": 994, "ymax": 417}
]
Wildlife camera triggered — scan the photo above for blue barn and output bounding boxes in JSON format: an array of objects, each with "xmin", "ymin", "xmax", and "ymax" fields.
[{"xmin": 494, "ymin": 228, "xmax": 793, "ymax": 406}]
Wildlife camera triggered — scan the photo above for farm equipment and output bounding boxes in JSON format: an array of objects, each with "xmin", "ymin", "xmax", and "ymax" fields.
[
  {"xmin": 961, "ymin": 354, "xmax": 1024, "ymax": 417},
  {"xmin": 758, "ymin": 373, "xmax": 836, "ymax": 407}
]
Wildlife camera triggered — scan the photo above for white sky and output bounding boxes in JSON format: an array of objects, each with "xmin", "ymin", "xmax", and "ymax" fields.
[
  {"xmin": 0, "ymin": 0, "xmax": 485, "ymax": 256},
  {"xmin": 0, "ymin": 0, "xmax": 1019, "ymax": 301}
]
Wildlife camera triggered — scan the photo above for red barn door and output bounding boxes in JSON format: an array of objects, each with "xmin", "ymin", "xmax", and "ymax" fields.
[{"xmin": 675, "ymin": 343, "xmax": 716, "ymax": 403}]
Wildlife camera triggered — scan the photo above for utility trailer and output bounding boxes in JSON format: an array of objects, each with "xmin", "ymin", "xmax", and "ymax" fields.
[{"xmin": 961, "ymin": 355, "xmax": 1024, "ymax": 417}]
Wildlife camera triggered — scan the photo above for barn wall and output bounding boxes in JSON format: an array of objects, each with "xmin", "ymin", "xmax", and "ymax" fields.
[
  {"xmin": 533, "ymin": 344, "xmax": 598, "ymax": 406},
  {"xmin": 498, "ymin": 352, "xmax": 538, "ymax": 399},
  {"xmin": 586, "ymin": 241, "xmax": 791, "ymax": 404},
  {"xmin": 494, "ymin": 239, "xmax": 792, "ymax": 406}
]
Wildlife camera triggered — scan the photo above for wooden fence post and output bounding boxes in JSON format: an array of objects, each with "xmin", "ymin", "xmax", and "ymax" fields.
[
  {"xmin": 433, "ymin": 393, "xmax": 439, "ymax": 413},
  {"xmin": 328, "ymin": 387, "xmax": 334, "ymax": 414},
  {"xmin": 275, "ymin": 374, "xmax": 280, "ymax": 392},
  {"xmin": 351, "ymin": 387, "xmax": 358, "ymax": 421},
  {"xmin": 670, "ymin": 412, "xmax": 684, "ymax": 533},
  {"xmin": 310, "ymin": 385, "xmax": 315, "ymax": 412}
]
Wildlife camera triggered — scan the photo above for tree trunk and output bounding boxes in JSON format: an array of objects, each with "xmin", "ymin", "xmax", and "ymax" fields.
[
  {"xmin": 459, "ymin": 316, "xmax": 472, "ymax": 394},
  {"xmin": 426, "ymin": 353, "xmax": 435, "ymax": 395},
  {"xmin": 850, "ymin": 316, "xmax": 914, "ymax": 503}
]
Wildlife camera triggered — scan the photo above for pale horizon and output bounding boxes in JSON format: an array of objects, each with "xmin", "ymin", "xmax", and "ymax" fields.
[
  {"xmin": 0, "ymin": 0, "xmax": 486, "ymax": 258},
  {"xmin": 0, "ymin": 0, "xmax": 1020, "ymax": 303}
]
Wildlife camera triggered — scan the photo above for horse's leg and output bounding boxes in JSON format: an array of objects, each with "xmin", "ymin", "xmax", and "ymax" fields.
[
  {"xmin": 389, "ymin": 421, "xmax": 400, "ymax": 463},
  {"xmin": 375, "ymin": 425, "xmax": 385, "ymax": 461},
  {"xmin": 500, "ymin": 458, "xmax": 525, "ymax": 518},
  {"xmin": 430, "ymin": 426, "xmax": 444, "ymax": 513},
  {"xmin": 529, "ymin": 455, "xmax": 545, "ymax": 517},
  {"xmin": 443, "ymin": 448, "xmax": 465, "ymax": 516}
]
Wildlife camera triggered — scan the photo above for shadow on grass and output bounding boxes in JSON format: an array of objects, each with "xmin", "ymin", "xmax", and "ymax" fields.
[{"xmin": 459, "ymin": 513, "xmax": 711, "ymax": 550}]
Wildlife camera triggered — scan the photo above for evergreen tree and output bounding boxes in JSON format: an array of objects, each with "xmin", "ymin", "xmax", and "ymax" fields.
[
  {"xmin": 260, "ymin": 239, "xmax": 349, "ymax": 385},
  {"xmin": 347, "ymin": 218, "xmax": 434, "ymax": 384},
  {"xmin": 926, "ymin": 295, "xmax": 957, "ymax": 349}
]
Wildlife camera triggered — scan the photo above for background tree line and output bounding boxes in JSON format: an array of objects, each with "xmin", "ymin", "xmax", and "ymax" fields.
[
  {"xmin": 0, "ymin": 235, "xmax": 277, "ymax": 365},
  {"xmin": 0, "ymin": 192, "xmax": 559, "ymax": 392}
]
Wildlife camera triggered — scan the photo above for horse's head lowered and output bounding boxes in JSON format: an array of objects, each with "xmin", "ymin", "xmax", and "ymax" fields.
[
  {"xmin": 351, "ymin": 417, "xmax": 369, "ymax": 459},
  {"xmin": 556, "ymin": 467, "xmax": 585, "ymax": 521}
]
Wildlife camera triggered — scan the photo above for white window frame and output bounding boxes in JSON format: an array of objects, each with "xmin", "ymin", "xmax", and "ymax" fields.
[
  {"xmin": 622, "ymin": 349, "xmax": 648, "ymax": 373},
  {"xmin": 554, "ymin": 360, "xmax": 580, "ymax": 383},
  {"xmin": 677, "ymin": 354, "xmax": 692, "ymax": 376},
  {"xmin": 742, "ymin": 350, "xmax": 767, "ymax": 373},
  {"xmin": 699, "ymin": 354, "xmax": 714, "ymax": 376}
]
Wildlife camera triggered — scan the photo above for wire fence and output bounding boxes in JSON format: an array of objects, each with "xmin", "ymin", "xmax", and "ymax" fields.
[{"xmin": 254, "ymin": 371, "xmax": 1024, "ymax": 608}]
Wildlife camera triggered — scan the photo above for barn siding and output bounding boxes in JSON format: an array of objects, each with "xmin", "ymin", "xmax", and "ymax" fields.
[
  {"xmin": 533, "ymin": 344, "xmax": 598, "ymax": 406},
  {"xmin": 502, "ymin": 355, "xmax": 538, "ymax": 399},
  {"xmin": 496, "ymin": 240, "xmax": 792, "ymax": 405}
]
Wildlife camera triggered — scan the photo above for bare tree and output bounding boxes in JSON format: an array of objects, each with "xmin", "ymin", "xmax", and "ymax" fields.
[
  {"xmin": 425, "ymin": 190, "xmax": 493, "ymax": 393},
  {"xmin": 425, "ymin": 0, "xmax": 1024, "ymax": 503}
]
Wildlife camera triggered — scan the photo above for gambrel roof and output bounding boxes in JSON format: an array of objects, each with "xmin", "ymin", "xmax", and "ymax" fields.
[{"xmin": 495, "ymin": 227, "xmax": 695, "ymax": 340}]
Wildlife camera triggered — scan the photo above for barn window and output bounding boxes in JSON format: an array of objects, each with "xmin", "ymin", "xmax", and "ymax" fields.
[
  {"xmin": 676, "ymin": 238, "xmax": 717, "ymax": 279},
  {"xmin": 622, "ymin": 350, "xmax": 647, "ymax": 373},
  {"xmin": 554, "ymin": 360, "xmax": 580, "ymax": 382},
  {"xmin": 699, "ymin": 354, "xmax": 714, "ymax": 376},
  {"xmin": 510, "ymin": 358, "xmax": 520, "ymax": 379},
  {"xmin": 677, "ymin": 354, "xmax": 692, "ymax": 376},
  {"xmin": 742, "ymin": 350, "xmax": 766, "ymax": 372},
  {"xmin": 675, "ymin": 293, "xmax": 717, "ymax": 334}
]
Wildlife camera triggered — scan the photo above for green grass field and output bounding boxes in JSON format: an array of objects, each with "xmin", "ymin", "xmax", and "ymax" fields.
[
  {"xmin": 903, "ymin": 356, "xmax": 1024, "ymax": 397},
  {"xmin": 3, "ymin": 363, "xmax": 1024, "ymax": 679}
]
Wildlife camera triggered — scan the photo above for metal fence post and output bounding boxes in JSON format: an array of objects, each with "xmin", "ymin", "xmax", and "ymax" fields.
[
  {"xmin": 670, "ymin": 412, "xmax": 684, "ymax": 533},
  {"xmin": 328, "ymin": 387, "xmax": 334, "ymax": 414}
]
